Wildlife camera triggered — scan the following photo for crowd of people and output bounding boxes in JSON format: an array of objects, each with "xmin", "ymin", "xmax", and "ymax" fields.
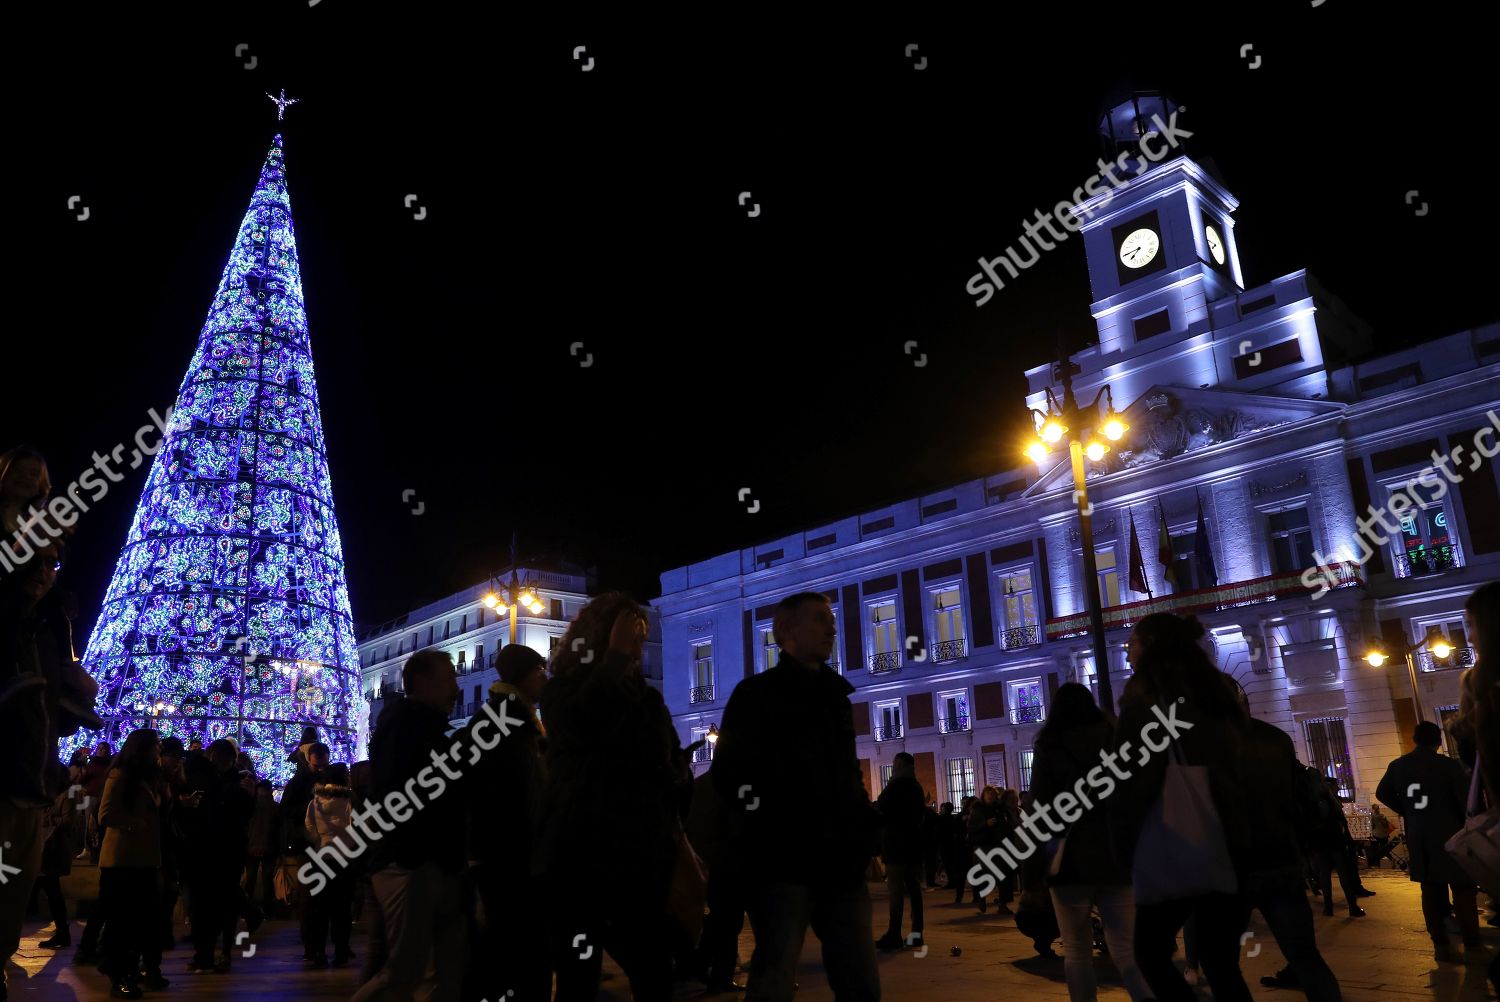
[{"xmin": 3, "ymin": 440, "xmax": 1498, "ymax": 1001}]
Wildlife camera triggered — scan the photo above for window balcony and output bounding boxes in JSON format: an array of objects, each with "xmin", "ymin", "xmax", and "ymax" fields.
[
  {"xmin": 1394, "ymin": 542, "xmax": 1463, "ymax": 579},
  {"xmin": 689, "ymin": 684, "xmax": 715, "ymax": 704},
  {"xmin": 692, "ymin": 745, "xmax": 714, "ymax": 764},
  {"xmin": 1044, "ymin": 560, "xmax": 1363, "ymax": 641},
  {"xmin": 1001, "ymin": 625, "xmax": 1041, "ymax": 651},
  {"xmin": 930, "ymin": 639, "xmax": 966, "ymax": 663},
  {"xmin": 874, "ymin": 723, "xmax": 904, "ymax": 742},
  {"xmin": 938, "ymin": 715, "xmax": 970, "ymax": 734},
  {"xmin": 1416, "ymin": 647, "xmax": 1477, "ymax": 673},
  {"xmin": 1010, "ymin": 704, "xmax": 1044, "ymax": 725},
  {"xmin": 869, "ymin": 652, "xmax": 902, "ymax": 675}
]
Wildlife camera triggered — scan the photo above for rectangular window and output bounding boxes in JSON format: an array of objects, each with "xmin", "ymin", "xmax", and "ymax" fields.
[
  {"xmin": 760, "ymin": 627, "xmax": 780, "ymax": 672},
  {"xmin": 871, "ymin": 602, "xmax": 900, "ymax": 655},
  {"xmin": 946, "ymin": 757, "xmax": 976, "ymax": 805},
  {"xmin": 427, "ymin": 626, "xmax": 434, "ymax": 645},
  {"xmin": 1267, "ymin": 507, "xmax": 1317, "ymax": 575},
  {"xmin": 1390, "ymin": 481, "xmax": 1462, "ymax": 577},
  {"xmin": 1437, "ymin": 704, "xmax": 1462, "ymax": 757},
  {"xmin": 693, "ymin": 643, "xmax": 715, "ymax": 689},
  {"xmin": 478, "ymin": 608, "xmax": 485, "ymax": 627},
  {"xmin": 997, "ymin": 567, "xmax": 1039, "ymax": 649},
  {"xmin": 1009, "ymin": 679, "xmax": 1045, "ymax": 725},
  {"xmin": 444, "ymin": 621, "xmax": 452, "ymax": 640},
  {"xmin": 548, "ymin": 635, "xmax": 563, "ymax": 656},
  {"xmin": 461, "ymin": 614, "xmax": 468, "ymax": 633},
  {"xmin": 1304, "ymin": 717, "xmax": 1355, "ymax": 800},
  {"xmin": 1095, "ymin": 546, "xmax": 1122, "ymax": 608},
  {"xmin": 933, "ymin": 588, "xmax": 965, "ymax": 643},
  {"xmin": 1170, "ymin": 532, "xmax": 1202, "ymax": 591},
  {"xmin": 1018, "ymin": 749, "xmax": 1035, "ymax": 793},
  {"xmin": 1414, "ymin": 615, "xmax": 1471, "ymax": 671},
  {"xmin": 938, "ymin": 690, "xmax": 969, "ymax": 733},
  {"xmin": 690, "ymin": 726, "xmax": 714, "ymax": 764},
  {"xmin": 475, "ymin": 644, "xmax": 484, "ymax": 670},
  {"xmin": 828, "ymin": 607, "xmax": 842, "ymax": 672},
  {"xmin": 880, "ymin": 763, "xmax": 894, "ymax": 789},
  {"xmin": 456, "ymin": 649, "xmax": 467, "ymax": 669},
  {"xmin": 875, "ymin": 700, "xmax": 903, "ymax": 741}
]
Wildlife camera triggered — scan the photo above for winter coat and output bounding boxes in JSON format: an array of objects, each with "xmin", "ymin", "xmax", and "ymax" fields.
[
  {"xmin": 876, "ymin": 774, "xmax": 926, "ymax": 865},
  {"xmin": 686, "ymin": 771, "xmax": 734, "ymax": 876},
  {"xmin": 454, "ymin": 682, "xmax": 545, "ymax": 869},
  {"xmin": 967, "ymin": 800, "xmax": 1005, "ymax": 851},
  {"xmin": 304, "ymin": 783, "xmax": 356, "ymax": 854},
  {"xmin": 98, "ymin": 769, "xmax": 161, "ymax": 869},
  {"xmin": 40, "ymin": 781, "xmax": 83, "ymax": 877},
  {"xmin": 367, "ymin": 694, "xmax": 467, "ymax": 875},
  {"xmin": 536, "ymin": 653, "xmax": 684, "ymax": 902},
  {"xmin": 711, "ymin": 654, "xmax": 880, "ymax": 886},
  {"xmin": 247, "ymin": 794, "xmax": 278, "ymax": 858},
  {"xmin": 1376, "ymin": 746, "xmax": 1472, "ymax": 885},
  {"xmin": 1030, "ymin": 718, "xmax": 1130, "ymax": 886},
  {"xmin": 0, "ymin": 583, "xmax": 94, "ymax": 806},
  {"xmin": 180, "ymin": 757, "xmax": 254, "ymax": 875},
  {"xmin": 1109, "ymin": 672, "xmax": 1252, "ymax": 886},
  {"xmin": 1238, "ymin": 718, "xmax": 1313, "ymax": 896},
  {"xmin": 279, "ymin": 763, "xmax": 322, "ymax": 853}
]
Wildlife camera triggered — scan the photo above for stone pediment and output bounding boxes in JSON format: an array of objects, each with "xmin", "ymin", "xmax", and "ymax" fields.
[{"xmin": 1027, "ymin": 386, "xmax": 1344, "ymax": 493}]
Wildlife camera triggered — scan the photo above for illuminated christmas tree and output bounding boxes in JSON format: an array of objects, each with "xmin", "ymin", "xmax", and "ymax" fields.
[{"xmin": 75, "ymin": 116, "xmax": 361, "ymax": 782}]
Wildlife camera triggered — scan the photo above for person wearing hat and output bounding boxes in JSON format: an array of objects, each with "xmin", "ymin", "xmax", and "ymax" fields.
[{"xmin": 458, "ymin": 642, "xmax": 549, "ymax": 1002}]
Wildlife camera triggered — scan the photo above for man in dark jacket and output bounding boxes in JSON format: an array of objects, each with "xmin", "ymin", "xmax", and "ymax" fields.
[
  {"xmin": 458, "ymin": 643, "xmax": 548, "ymax": 1002},
  {"xmin": 875, "ymin": 752, "xmax": 925, "ymax": 951},
  {"xmin": 282, "ymin": 741, "xmax": 328, "ymax": 953},
  {"xmin": 1236, "ymin": 709, "xmax": 1343, "ymax": 1001},
  {"xmin": 353, "ymin": 649, "xmax": 465, "ymax": 1001},
  {"xmin": 1376, "ymin": 721, "xmax": 1481, "ymax": 963},
  {"xmin": 712, "ymin": 592, "xmax": 880, "ymax": 1001},
  {"xmin": 181, "ymin": 739, "xmax": 255, "ymax": 973}
]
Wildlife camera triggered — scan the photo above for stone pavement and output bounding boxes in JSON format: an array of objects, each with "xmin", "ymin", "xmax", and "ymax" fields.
[{"xmin": 5, "ymin": 866, "xmax": 1495, "ymax": 1000}]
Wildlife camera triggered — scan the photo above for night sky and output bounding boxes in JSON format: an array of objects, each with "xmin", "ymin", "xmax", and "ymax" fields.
[{"xmin": 10, "ymin": 5, "xmax": 1495, "ymax": 632}]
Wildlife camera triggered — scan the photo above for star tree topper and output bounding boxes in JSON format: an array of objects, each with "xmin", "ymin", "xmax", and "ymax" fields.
[{"xmin": 267, "ymin": 88, "xmax": 301, "ymax": 121}]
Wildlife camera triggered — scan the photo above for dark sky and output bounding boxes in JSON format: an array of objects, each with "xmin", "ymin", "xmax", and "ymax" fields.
[{"xmin": 10, "ymin": 5, "xmax": 1496, "ymax": 630}]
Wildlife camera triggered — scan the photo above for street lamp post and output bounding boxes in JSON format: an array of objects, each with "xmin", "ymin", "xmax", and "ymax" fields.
[
  {"xmin": 1362, "ymin": 627, "xmax": 1455, "ymax": 725},
  {"xmin": 482, "ymin": 535, "xmax": 547, "ymax": 648},
  {"xmin": 1025, "ymin": 361, "xmax": 1129, "ymax": 714}
]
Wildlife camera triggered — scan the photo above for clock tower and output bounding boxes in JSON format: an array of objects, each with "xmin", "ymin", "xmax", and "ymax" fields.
[{"xmin": 1078, "ymin": 92, "xmax": 1245, "ymax": 355}]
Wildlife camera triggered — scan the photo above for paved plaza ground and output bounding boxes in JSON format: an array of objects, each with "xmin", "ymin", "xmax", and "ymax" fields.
[{"xmin": 5, "ymin": 865, "xmax": 1496, "ymax": 1000}]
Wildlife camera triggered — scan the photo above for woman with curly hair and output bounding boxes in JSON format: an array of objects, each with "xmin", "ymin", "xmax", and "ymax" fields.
[{"xmin": 536, "ymin": 592, "xmax": 687, "ymax": 1001}]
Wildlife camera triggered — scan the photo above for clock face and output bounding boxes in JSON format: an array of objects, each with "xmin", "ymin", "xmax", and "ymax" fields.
[
  {"xmin": 1119, "ymin": 228, "xmax": 1160, "ymax": 269},
  {"xmin": 1205, "ymin": 223, "xmax": 1225, "ymax": 265}
]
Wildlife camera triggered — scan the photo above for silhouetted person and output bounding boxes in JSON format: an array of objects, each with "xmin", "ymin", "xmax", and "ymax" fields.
[
  {"xmin": 538, "ymin": 595, "xmax": 687, "ymax": 1002},
  {"xmin": 1377, "ymin": 721, "xmax": 1481, "ymax": 963},
  {"xmin": 97, "ymin": 728, "xmax": 164, "ymax": 999},
  {"xmin": 874, "ymin": 752, "xmax": 925, "ymax": 952},
  {"xmin": 459, "ymin": 642, "xmax": 549, "ymax": 1001},
  {"xmin": 713, "ymin": 591, "xmax": 881, "ymax": 1002}
]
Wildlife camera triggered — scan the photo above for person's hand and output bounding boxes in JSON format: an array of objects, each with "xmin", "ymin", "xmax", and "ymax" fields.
[
  {"xmin": 986, "ymin": 818, "xmax": 997, "ymax": 826},
  {"xmin": 180, "ymin": 791, "xmax": 203, "ymax": 808},
  {"xmin": 607, "ymin": 609, "xmax": 647, "ymax": 659}
]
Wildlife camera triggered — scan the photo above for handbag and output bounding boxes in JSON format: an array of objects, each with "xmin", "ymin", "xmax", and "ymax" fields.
[
  {"xmin": 1131, "ymin": 733, "xmax": 1237, "ymax": 905},
  {"xmin": 665, "ymin": 827, "xmax": 708, "ymax": 943},
  {"xmin": 1445, "ymin": 756, "xmax": 1500, "ymax": 897}
]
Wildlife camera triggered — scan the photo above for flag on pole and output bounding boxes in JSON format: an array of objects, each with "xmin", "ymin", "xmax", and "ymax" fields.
[
  {"xmin": 1195, "ymin": 492, "xmax": 1218, "ymax": 588},
  {"xmin": 1156, "ymin": 502, "xmax": 1180, "ymax": 593},
  {"xmin": 1128, "ymin": 511, "xmax": 1152, "ymax": 598}
]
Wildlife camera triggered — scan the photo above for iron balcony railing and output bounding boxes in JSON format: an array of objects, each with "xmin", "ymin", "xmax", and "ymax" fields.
[
  {"xmin": 930, "ymin": 639, "xmax": 966, "ymax": 663},
  {"xmin": 1395, "ymin": 542, "xmax": 1463, "ymax": 579},
  {"xmin": 1416, "ymin": 647, "xmax": 1477, "ymax": 673},
  {"xmin": 1010, "ymin": 704, "xmax": 1044, "ymax": 725},
  {"xmin": 692, "ymin": 745, "xmax": 714, "ymax": 764},
  {"xmin": 1001, "ymin": 625, "xmax": 1041, "ymax": 650},
  {"xmin": 874, "ymin": 724, "xmax": 904, "ymax": 742},
  {"xmin": 938, "ymin": 715, "xmax": 970, "ymax": 734},
  {"xmin": 869, "ymin": 652, "xmax": 902, "ymax": 675},
  {"xmin": 1045, "ymin": 560, "xmax": 1363, "ymax": 641},
  {"xmin": 689, "ymin": 684, "xmax": 715, "ymax": 704}
]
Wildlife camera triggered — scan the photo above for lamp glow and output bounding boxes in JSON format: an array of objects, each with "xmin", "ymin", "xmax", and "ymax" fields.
[
  {"xmin": 1084, "ymin": 440, "xmax": 1109, "ymax": 462},
  {"xmin": 1041, "ymin": 418, "xmax": 1067, "ymax": 444},
  {"xmin": 1364, "ymin": 650, "xmax": 1388, "ymax": 668},
  {"xmin": 483, "ymin": 594, "xmax": 499, "ymax": 609},
  {"xmin": 1102, "ymin": 415, "xmax": 1128, "ymax": 441},
  {"xmin": 1025, "ymin": 441, "xmax": 1050, "ymax": 464},
  {"xmin": 1430, "ymin": 637, "xmax": 1453, "ymax": 660}
]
